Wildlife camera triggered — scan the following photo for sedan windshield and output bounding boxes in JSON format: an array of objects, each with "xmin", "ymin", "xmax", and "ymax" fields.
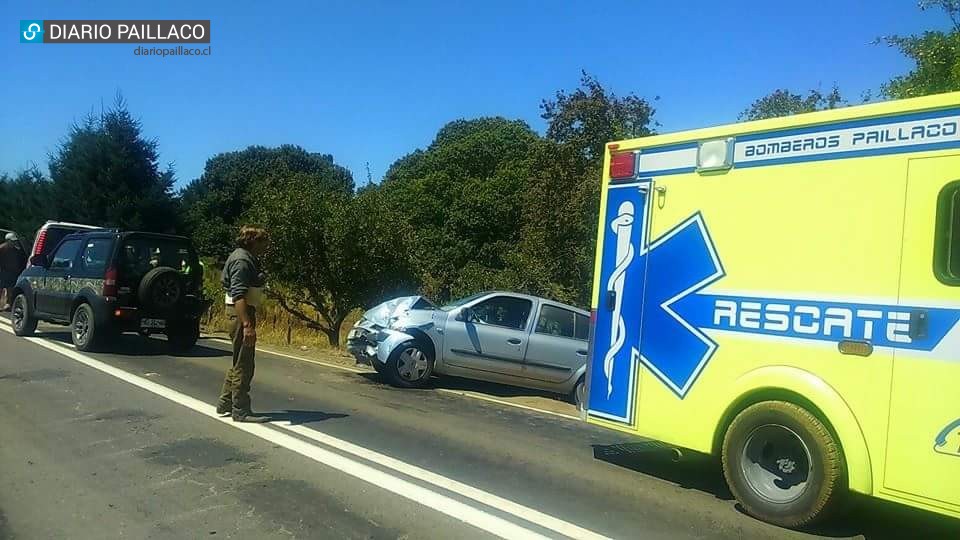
[{"xmin": 439, "ymin": 292, "xmax": 488, "ymax": 311}]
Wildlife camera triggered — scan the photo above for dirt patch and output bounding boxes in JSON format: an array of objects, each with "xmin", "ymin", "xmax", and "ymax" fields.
[
  {"xmin": 0, "ymin": 506, "xmax": 10, "ymax": 540},
  {"xmin": 86, "ymin": 408, "xmax": 162, "ymax": 423},
  {"xmin": 0, "ymin": 369, "xmax": 70, "ymax": 383},
  {"xmin": 140, "ymin": 437, "xmax": 256, "ymax": 469},
  {"xmin": 236, "ymin": 479, "xmax": 403, "ymax": 539}
]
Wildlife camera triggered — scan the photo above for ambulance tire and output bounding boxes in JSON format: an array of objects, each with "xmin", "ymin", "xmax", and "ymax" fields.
[{"xmin": 722, "ymin": 401, "xmax": 844, "ymax": 529}]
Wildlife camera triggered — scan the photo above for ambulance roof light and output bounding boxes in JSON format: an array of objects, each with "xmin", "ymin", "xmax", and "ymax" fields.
[{"xmin": 697, "ymin": 138, "xmax": 735, "ymax": 172}]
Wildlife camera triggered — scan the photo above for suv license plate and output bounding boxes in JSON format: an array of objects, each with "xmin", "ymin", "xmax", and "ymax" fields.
[{"xmin": 142, "ymin": 318, "xmax": 166, "ymax": 329}]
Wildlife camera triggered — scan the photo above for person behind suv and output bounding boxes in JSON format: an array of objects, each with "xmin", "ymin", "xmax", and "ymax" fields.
[
  {"xmin": 0, "ymin": 232, "xmax": 27, "ymax": 310},
  {"xmin": 10, "ymin": 230, "xmax": 208, "ymax": 353}
]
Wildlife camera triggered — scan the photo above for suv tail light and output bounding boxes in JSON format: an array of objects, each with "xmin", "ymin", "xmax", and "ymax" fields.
[
  {"xmin": 33, "ymin": 228, "xmax": 47, "ymax": 257},
  {"xmin": 103, "ymin": 266, "xmax": 118, "ymax": 299}
]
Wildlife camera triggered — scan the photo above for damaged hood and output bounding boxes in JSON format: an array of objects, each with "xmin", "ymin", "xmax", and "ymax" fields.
[{"xmin": 360, "ymin": 295, "xmax": 436, "ymax": 328}]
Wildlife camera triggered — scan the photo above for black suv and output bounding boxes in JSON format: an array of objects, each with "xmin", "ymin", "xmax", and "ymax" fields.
[{"xmin": 10, "ymin": 230, "xmax": 209, "ymax": 353}]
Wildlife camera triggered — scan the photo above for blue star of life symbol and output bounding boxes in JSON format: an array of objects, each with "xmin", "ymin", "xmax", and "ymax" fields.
[
  {"xmin": 634, "ymin": 209, "xmax": 725, "ymax": 397},
  {"xmin": 588, "ymin": 182, "xmax": 725, "ymax": 422}
]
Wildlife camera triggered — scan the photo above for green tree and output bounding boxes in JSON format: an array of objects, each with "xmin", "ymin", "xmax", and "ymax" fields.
[
  {"xmin": 180, "ymin": 145, "xmax": 353, "ymax": 260},
  {"xmin": 541, "ymin": 71, "xmax": 658, "ymax": 166},
  {"xmin": 739, "ymin": 86, "xmax": 845, "ymax": 121},
  {"xmin": 380, "ymin": 117, "xmax": 540, "ymax": 301},
  {"xmin": 254, "ymin": 175, "xmax": 414, "ymax": 346},
  {"xmin": 514, "ymin": 140, "xmax": 598, "ymax": 306},
  {"xmin": 880, "ymin": 1, "xmax": 960, "ymax": 98},
  {"xmin": 49, "ymin": 97, "xmax": 177, "ymax": 232},
  {"xmin": 519, "ymin": 73, "xmax": 658, "ymax": 306},
  {"xmin": 0, "ymin": 166, "xmax": 54, "ymax": 242}
]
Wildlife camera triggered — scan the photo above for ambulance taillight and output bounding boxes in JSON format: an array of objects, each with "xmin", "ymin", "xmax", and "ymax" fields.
[{"xmin": 609, "ymin": 151, "xmax": 636, "ymax": 179}]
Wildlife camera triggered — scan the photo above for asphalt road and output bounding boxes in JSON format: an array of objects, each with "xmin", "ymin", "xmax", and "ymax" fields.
[{"xmin": 0, "ymin": 321, "xmax": 957, "ymax": 540}]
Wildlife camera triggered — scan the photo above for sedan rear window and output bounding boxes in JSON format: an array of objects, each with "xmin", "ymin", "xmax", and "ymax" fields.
[{"xmin": 536, "ymin": 305, "xmax": 576, "ymax": 339}]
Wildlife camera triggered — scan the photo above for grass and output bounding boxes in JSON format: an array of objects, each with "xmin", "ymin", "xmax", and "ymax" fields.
[{"xmin": 200, "ymin": 260, "xmax": 361, "ymax": 354}]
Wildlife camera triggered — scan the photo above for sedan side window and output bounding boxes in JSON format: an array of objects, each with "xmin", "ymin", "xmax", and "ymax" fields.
[
  {"xmin": 50, "ymin": 239, "xmax": 82, "ymax": 270},
  {"xmin": 471, "ymin": 296, "xmax": 532, "ymax": 330},
  {"xmin": 536, "ymin": 305, "xmax": 576, "ymax": 339},
  {"xmin": 574, "ymin": 313, "xmax": 590, "ymax": 341}
]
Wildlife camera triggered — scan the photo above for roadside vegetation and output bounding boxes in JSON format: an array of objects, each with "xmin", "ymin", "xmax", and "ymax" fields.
[{"xmin": 3, "ymin": 2, "xmax": 959, "ymax": 349}]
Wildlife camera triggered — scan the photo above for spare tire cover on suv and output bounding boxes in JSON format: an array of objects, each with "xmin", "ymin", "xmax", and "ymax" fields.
[{"xmin": 139, "ymin": 267, "xmax": 184, "ymax": 312}]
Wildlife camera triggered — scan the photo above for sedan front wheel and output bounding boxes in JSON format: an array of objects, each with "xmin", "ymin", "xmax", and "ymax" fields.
[{"xmin": 386, "ymin": 340, "xmax": 434, "ymax": 389}]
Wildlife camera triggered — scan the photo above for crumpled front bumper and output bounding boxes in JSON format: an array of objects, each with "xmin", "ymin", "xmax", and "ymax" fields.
[
  {"xmin": 346, "ymin": 326, "xmax": 415, "ymax": 367},
  {"xmin": 346, "ymin": 327, "xmax": 379, "ymax": 365}
]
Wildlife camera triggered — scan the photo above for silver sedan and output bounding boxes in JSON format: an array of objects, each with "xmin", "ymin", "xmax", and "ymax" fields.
[{"xmin": 347, "ymin": 291, "xmax": 590, "ymax": 407}]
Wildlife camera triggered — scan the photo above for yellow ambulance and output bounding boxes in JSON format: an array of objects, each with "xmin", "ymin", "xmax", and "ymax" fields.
[{"xmin": 585, "ymin": 92, "xmax": 960, "ymax": 528}]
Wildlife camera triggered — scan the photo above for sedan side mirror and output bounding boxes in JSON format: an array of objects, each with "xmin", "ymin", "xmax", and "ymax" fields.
[{"xmin": 30, "ymin": 254, "xmax": 48, "ymax": 267}]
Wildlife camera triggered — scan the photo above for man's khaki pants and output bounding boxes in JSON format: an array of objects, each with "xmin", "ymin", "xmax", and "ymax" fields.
[{"xmin": 218, "ymin": 307, "xmax": 256, "ymax": 413}]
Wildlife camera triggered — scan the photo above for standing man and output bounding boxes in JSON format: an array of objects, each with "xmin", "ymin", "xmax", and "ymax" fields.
[
  {"xmin": 217, "ymin": 226, "xmax": 271, "ymax": 423},
  {"xmin": 0, "ymin": 233, "xmax": 27, "ymax": 311}
]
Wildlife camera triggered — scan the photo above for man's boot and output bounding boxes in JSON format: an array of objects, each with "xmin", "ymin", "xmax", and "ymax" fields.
[{"xmin": 232, "ymin": 409, "xmax": 270, "ymax": 423}]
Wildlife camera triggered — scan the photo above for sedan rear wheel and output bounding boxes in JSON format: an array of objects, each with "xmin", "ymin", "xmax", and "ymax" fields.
[
  {"xmin": 386, "ymin": 340, "xmax": 434, "ymax": 388},
  {"xmin": 570, "ymin": 377, "xmax": 586, "ymax": 411}
]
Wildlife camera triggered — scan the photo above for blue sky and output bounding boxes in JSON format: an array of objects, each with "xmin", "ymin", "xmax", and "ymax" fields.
[{"xmin": 0, "ymin": 1, "xmax": 951, "ymax": 189}]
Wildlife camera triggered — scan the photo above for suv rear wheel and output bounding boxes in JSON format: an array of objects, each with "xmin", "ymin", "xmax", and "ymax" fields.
[
  {"xmin": 11, "ymin": 294, "xmax": 38, "ymax": 337},
  {"xmin": 72, "ymin": 303, "xmax": 101, "ymax": 352}
]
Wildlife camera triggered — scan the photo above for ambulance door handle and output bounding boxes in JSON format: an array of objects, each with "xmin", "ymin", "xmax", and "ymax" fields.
[
  {"xmin": 908, "ymin": 310, "xmax": 928, "ymax": 340},
  {"xmin": 655, "ymin": 186, "xmax": 667, "ymax": 194},
  {"xmin": 606, "ymin": 291, "xmax": 616, "ymax": 311},
  {"xmin": 655, "ymin": 185, "xmax": 666, "ymax": 208}
]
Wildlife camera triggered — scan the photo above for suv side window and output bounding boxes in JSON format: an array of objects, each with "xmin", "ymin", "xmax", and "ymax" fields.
[
  {"xmin": 471, "ymin": 296, "xmax": 532, "ymax": 330},
  {"xmin": 80, "ymin": 238, "xmax": 113, "ymax": 274},
  {"xmin": 935, "ymin": 181, "xmax": 960, "ymax": 285},
  {"xmin": 50, "ymin": 239, "xmax": 82, "ymax": 271},
  {"xmin": 536, "ymin": 305, "xmax": 576, "ymax": 339}
]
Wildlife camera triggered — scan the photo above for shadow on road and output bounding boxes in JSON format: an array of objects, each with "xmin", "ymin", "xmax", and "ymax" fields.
[
  {"xmin": 593, "ymin": 442, "xmax": 732, "ymax": 500},
  {"xmin": 592, "ymin": 442, "xmax": 960, "ymax": 539},
  {"xmin": 261, "ymin": 409, "xmax": 349, "ymax": 425},
  {"xmin": 357, "ymin": 371, "xmax": 568, "ymax": 402},
  {"xmin": 34, "ymin": 329, "xmax": 231, "ymax": 358}
]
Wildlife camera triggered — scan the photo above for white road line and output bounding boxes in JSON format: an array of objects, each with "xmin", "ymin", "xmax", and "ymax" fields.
[
  {"xmin": 280, "ymin": 422, "xmax": 609, "ymax": 540},
  {"xmin": 0, "ymin": 326, "xmax": 613, "ymax": 540},
  {"xmin": 204, "ymin": 337, "xmax": 580, "ymax": 421}
]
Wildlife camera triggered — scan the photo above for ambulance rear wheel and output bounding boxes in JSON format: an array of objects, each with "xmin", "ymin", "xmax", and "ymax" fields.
[{"xmin": 722, "ymin": 401, "xmax": 844, "ymax": 529}]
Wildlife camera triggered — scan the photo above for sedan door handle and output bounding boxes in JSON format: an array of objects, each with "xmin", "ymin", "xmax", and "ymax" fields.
[
  {"xmin": 507, "ymin": 338, "xmax": 522, "ymax": 345},
  {"xmin": 576, "ymin": 350, "xmax": 588, "ymax": 356}
]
